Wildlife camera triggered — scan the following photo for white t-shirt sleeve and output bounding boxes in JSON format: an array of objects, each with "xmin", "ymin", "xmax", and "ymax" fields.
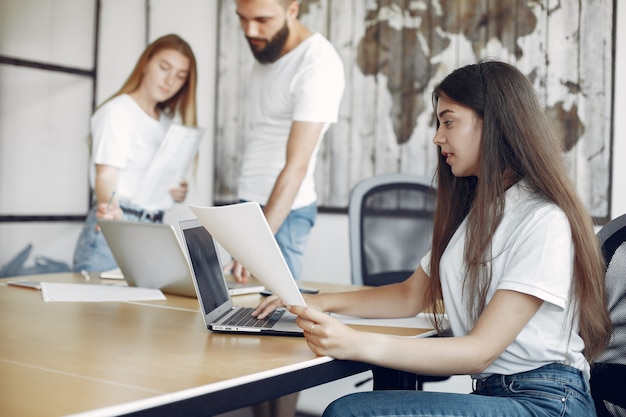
[
  {"xmin": 496, "ymin": 207, "xmax": 572, "ymax": 310},
  {"xmin": 291, "ymin": 39, "xmax": 345, "ymax": 123},
  {"xmin": 420, "ymin": 249, "xmax": 432, "ymax": 276},
  {"xmin": 91, "ymin": 100, "xmax": 134, "ymax": 169}
]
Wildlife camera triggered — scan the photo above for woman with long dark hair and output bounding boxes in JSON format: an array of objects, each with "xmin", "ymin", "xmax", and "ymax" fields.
[{"xmin": 255, "ymin": 60, "xmax": 611, "ymax": 417}]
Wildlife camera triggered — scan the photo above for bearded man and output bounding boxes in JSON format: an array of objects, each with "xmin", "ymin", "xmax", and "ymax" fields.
[{"xmin": 227, "ymin": 0, "xmax": 345, "ymax": 285}]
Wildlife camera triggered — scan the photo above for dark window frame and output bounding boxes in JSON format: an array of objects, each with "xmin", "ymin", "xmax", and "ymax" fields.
[{"xmin": 0, "ymin": 0, "xmax": 101, "ymax": 223}]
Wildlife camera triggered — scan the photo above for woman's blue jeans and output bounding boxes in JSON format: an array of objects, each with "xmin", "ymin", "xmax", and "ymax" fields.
[{"xmin": 323, "ymin": 363, "xmax": 597, "ymax": 417}]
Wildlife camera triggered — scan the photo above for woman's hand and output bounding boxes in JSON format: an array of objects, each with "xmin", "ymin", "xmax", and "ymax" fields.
[
  {"xmin": 170, "ymin": 179, "xmax": 188, "ymax": 202},
  {"xmin": 223, "ymin": 259, "xmax": 251, "ymax": 283},
  {"xmin": 95, "ymin": 200, "xmax": 123, "ymax": 221},
  {"xmin": 253, "ymin": 293, "xmax": 320, "ymax": 320},
  {"xmin": 289, "ymin": 304, "xmax": 362, "ymax": 360},
  {"xmin": 94, "ymin": 164, "xmax": 122, "ymax": 223},
  {"xmin": 252, "ymin": 294, "xmax": 285, "ymax": 319}
]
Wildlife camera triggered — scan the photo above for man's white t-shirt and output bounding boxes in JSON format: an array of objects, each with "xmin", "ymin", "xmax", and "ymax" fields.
[
  {"xmin": 238, "ymin": 33, "xmax": 345, "ymax": 209},
  {"xmin": 90, "ymin": 94, "xmax": 173, "ymax": 211},
  {"xmin": 421, "ymin": 181, "xmax": 589, "ymax": 379}
]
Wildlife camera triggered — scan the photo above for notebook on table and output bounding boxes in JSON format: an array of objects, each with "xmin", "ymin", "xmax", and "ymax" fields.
[
  {"xmin": 97, "ymin": 219, "xmax": 264, "ymax": 298},
  {"xmin": 179, "ymin": 218, "xmax": 303, "ymax": 336}
]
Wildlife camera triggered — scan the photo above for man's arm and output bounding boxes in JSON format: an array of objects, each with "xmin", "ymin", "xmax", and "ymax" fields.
[
  {"xmin": 262, "ymin": 120, "xmax": 324, "ymax": 233},
  {"xmin": 228, "ymin": 121, "xmax": 323, "ymax": 282}
]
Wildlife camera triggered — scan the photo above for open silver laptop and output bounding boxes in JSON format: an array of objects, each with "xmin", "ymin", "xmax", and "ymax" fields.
[
  {"xmin": 179, "ymin": 218, "xmax": 303, "ymax": 336},
  {"xmin": 98, "ymin": 220, "xmax": 196, "ymax": 297},
  {"xmin": 98, "ymin": 220, "xmax": 264, "ymax": 298}
]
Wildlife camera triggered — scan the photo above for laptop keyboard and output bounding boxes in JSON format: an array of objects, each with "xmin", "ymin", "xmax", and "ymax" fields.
[{"xmin": 222, "ymin": 307, "xmax": 285, "ymax": 328}]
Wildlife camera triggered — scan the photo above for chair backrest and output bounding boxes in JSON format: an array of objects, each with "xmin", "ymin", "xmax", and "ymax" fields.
[
  {"xmin": 597, "ymin": 213, "xmax": 626, "ymax": 364},
  {"xmin": 348, "ymin": 174, "xmax": 436, "ymax": 286},
  {"xmin": 591, "ymin": 213, "xmax": 626, "ymax": 417}
]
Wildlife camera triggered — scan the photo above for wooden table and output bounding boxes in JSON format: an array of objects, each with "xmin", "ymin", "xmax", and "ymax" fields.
[{"xmin": 0, "ymin": 273, "xmax": 431, "ymax": 417}]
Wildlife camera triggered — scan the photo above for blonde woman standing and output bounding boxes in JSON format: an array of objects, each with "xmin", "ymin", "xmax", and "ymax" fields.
[{"xmin": 73, "ymin": 34, "xmax": 198, "ymax": 272}]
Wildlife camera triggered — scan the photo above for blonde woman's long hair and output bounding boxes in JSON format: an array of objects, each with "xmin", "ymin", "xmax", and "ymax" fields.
[{"xmin": 108, "ymin": 33, "xmax": 198, "ymax": 126}]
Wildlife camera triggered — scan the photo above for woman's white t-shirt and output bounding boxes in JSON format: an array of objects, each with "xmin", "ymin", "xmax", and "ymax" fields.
[
  {"xmin": 421, "ymin": 181, "xmax": 589, "ymax": 380},
  {"xmin": 89, "ymin": 94, "xmax": 172, "ymax": 211}
]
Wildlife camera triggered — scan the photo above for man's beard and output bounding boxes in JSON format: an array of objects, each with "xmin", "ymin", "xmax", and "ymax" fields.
[{"xmin": 247, "ymin": 22, "xmax": 289, "ymax": 64}]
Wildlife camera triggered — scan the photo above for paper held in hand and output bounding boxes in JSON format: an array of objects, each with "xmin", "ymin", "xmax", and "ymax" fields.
[
  {"xmin": 189, "ymin": 202, "xmax": 306, "ymax": 307},
  {"xmin": 134, "ymin": 124, "xmax": 205, "ymax": 208}
]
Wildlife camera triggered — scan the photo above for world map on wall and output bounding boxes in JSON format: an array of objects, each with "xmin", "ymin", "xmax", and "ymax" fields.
[
  {"xmin": 300, "ymin": 0, "xmax": 584, "ymax": 148},
  {"xmin": 216, "ymin": 0, "xmax": 612, "ymax": 219}
]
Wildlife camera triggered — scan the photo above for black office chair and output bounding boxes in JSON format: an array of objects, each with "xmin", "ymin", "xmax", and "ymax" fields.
[
  {"xmin": 591, "ymin": 213, "xmax": 626, "ymax": 417},
  {"xmin": 349, "ymin": 174, "xmax": 436, "ymax": 287},
  {"xmin": 348, "ymin": 174, "xmax": 449, "ymax": 390}
]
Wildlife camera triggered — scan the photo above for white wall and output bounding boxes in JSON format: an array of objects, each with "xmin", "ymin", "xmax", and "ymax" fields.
[
  {"xmin": 0, "ymin": 0, "xmax": 95, "ymax": 267},
  {"xmin": 0, "ymin": 1, "xmax": 218, "ymax": 269}
]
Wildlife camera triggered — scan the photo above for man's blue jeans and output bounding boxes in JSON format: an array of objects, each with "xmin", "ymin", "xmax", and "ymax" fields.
[
  {"xmin": 273, "ymin": 203, "xmax": 317, "ymax": 280},
  {"xmin": 323, "ymin": 363, "xmax": 596, "ymax": 417}
]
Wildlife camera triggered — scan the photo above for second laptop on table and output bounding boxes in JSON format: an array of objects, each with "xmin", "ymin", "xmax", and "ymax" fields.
[{"xmin": 97, "ymin": 219, "xmax": 264, "ymax": 297}]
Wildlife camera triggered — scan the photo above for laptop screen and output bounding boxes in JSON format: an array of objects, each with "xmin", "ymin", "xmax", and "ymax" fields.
[{"xmin": 181, "ymin": 224, "xmax": 230, "ymax": 315}]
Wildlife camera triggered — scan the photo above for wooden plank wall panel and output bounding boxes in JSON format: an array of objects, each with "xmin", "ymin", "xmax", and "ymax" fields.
[
  {"xmin": 545, "ymin": 1, "xmax": 582, "ymax": 186},
  {"xmin": 321, "ymin": 0, "xmax": 356, "ymax": 205},
  {"xmin": 215, "ymin": 0, "xmax": 614, "ymax": 221},
  {"xmin": 215, "ymin": 1, "xmax": 246, "ymax": 201},
  {"xmin": 578, "ymin": 0, "xmax": 613, "ymax": 214}
]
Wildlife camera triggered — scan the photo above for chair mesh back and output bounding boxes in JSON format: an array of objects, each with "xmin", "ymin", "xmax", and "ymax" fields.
[
  {"xmin": 593, "ymin": 216, "xmax": 626, "ymax": 417},
  {"xmin": 597, "ymin": 242, "xmax": 626, "ymax": 365},
  {"xmin": 360, "ymin": 183, "xmax": 436, "ymax": 286}
]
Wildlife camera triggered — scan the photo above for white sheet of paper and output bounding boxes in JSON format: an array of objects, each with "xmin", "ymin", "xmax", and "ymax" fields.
[
  {"xmin": 41, "ymin": 282, "xmax": 166, "ymax": 302},
  {"xmin": 189, "ymin": 202, "xmax": 306, "ymax": 306},
  {"xmin": 133, "ymin": 124, "xmax": 205, "ymax": 208}
]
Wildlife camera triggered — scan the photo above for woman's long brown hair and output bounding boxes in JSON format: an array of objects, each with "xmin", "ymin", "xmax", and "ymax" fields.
[{"xmin": 428, "ymin": 61, "xmax": 611, "ymax": 362}]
